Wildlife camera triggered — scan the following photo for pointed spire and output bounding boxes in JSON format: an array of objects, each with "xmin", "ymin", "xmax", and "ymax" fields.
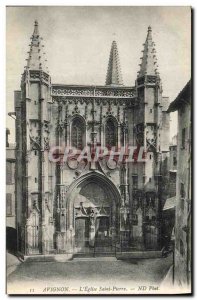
[
  {"xmin": 105, "ymin": 40, "xmax": 123, "ymax": 86},
  {"xmin": 33, "ymin": 19, "xmax": 39, "ymax": 37},
  {"xmin": 25, "ymin": 20, "xmax": 49, "ymax": 73},
  {"xmin": 137, "ymin": 26, "xmax": 159, "ymax": 78}
]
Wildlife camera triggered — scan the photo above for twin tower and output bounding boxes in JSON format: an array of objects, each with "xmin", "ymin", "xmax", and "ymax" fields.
[{"xmin": 15, "ymin": 21, "xmax": 170, "ymax": 257}]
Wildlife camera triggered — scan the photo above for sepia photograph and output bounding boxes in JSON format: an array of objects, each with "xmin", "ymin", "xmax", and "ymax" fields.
[{"xmin": 6, "ymin": 6, "xmax": 192, "ymax": 295}]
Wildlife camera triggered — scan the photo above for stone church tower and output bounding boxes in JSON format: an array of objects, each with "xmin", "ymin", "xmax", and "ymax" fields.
[{"xmin": 15, "ymin": 21, "xmax": 170, "ymax": 257}]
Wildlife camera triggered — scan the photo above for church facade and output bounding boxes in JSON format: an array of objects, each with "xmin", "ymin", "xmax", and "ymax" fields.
[{"xmin": 14, "ymin": 21, "xmax": 170, "ymax": 257}]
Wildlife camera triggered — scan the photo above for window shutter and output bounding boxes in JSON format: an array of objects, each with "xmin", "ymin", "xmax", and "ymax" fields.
[
  {"xmin": 6, "ymin": 193, "xmax": 12, "ymax": 216},
  {"xmin": 6, "ymin": 162, "xmax": 12, "ymax": 185}
]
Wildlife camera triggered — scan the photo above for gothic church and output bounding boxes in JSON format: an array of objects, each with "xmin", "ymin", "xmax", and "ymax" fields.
[{"xmin": 15, "ymin": 21, "xmax": 170, "ymax": 257}]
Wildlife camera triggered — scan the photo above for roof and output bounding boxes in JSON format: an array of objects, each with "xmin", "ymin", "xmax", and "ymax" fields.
[
  {"xmin": 163, "ymin": 196, "xmax": 176, "ymax": 211},
  {"xmin": 167, "ymin": 80, "xmax": 191, "ymax": 112}
]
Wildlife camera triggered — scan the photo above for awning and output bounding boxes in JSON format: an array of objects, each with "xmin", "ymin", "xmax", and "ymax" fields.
[{"xmin": 163, "ymin": 196, "xmax": 176, "ymax": 211}]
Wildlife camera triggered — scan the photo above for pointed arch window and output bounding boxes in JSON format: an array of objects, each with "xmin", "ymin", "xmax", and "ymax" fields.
[
  {"xmin": 71, "ymin": 117, "xmax": 85, "ymax": 149},
  {"xmin": 105, "ymin": 118, "xmax": 117, "ymax": 149}
]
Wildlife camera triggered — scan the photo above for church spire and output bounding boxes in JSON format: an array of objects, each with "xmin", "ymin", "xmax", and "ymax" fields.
[
  {"xmin": 25, "ymin": 20, "xmax": 49, "ymax": 73},
  {"xmin": 105, "ymin": 40, "xmax": 123, "ymax": 86},
  {"xmin": 137, "ymin": 26, "xmax": 159, "ymax": 78},
  {"xmin": 33, "ymin": 19, "xmax": 39, "ymax": 37}
]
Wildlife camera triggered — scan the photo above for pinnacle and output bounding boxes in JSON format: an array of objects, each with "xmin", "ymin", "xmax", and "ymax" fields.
[
  {"xmin": 105, "ymin": 40, "xmax": 123, "ymax": 86},
  {"xmin": 137, "ymin": 26, "xmax": 160, "ymax": 78},
  {"xmin": 33, "ymin": 20, "xmax": 39, "ymax": 37},
  {"xmin": 25, "ymin": 21, "xmax": 49, "ymax": 73}
]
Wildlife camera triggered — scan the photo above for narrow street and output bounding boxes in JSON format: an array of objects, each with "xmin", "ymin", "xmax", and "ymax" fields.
[{"xmin": 7, "ymin": 253, "xmax": 173, "ymax": 294}]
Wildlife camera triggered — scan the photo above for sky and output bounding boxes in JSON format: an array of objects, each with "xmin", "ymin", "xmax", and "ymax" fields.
[{"xmin": 6, "ymin": 6, "xmax": 191, "ymax": 143}]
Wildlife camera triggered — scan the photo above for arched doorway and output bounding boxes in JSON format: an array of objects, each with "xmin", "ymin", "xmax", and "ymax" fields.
[{"xmin": 66, "ymin": 172, "xmax": 121, "ymax": 256}]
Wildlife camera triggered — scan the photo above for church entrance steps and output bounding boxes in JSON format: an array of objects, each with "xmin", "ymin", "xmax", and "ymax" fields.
[
  {"xmin": 21, "ymin": 253, "xmax": 73, "ymax": 263},
  {"xmin": 73, "ymin": 252, "xmax": 116, "ymax": 259},
  {"xmin": 116, "ymin": 250, "xmax": 163, "ymax": 260},
  {"xmin": 17, "ymin": 249, "xmax": 163, "ymax": 263},
  {"xmin": 73, "ymin": 257, "xmax": 117, "ymax": 262}
]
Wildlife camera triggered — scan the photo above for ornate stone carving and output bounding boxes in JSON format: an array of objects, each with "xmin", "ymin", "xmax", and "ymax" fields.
[
  {"xmin": 30, "ymin": 70, "xmax": 40, "ymax": 79},
  {"xmin": 44, "ymin": 137, "xmax": 50, "ymax": 150},
  {"xmin": 106, "ymin": 159, "xmax": 117, "ymax": 170},
  {"xmin": 117, "ymin": 105, "xmax": 120, "ymax": 122},
  {"xmin": 52, "ymin": 86, "xmax": 135, "ymax": 98},
  {"xmin": 52, "ymin": 87, "xmax": 94, "ymax": 97},
  {"xmin": 44, "ymin": 122, "xmax": 49, "ymax": 133},
  {"xmin": 146, "ymin": 75, "xmax": 157, "ymax": 84},
  {"xmin": 67, "ymin": 158, "xmax": 79, "ymax": 170},
  {"xmin": 58, "ymin": 100, "xmax": 63, "ymax": 112},
  {"xmin": 106, "ymin": 171, "xmax": 111, "ymax": 178},
  {"xmin": 95, "ymin": 88, "xmax": 135, "ymax": 97},
  {"xmin": 56, "ymin": 122, "xmax": 64, "ymax": 133},
  {"xmin": 146, "ymin": 137, "xmax": 157, "ymax": 151},
  {"xmin": 84, "ymin": 104, "xmax": 88, "ymax": 119},
  {"xmin": 52, "ymin": 96, "xmax": 135, "ymax": 108},
  {"xmin": 41, "ymin": 72, "xmax": 50, "ymax": 82},
  {"xmin": 134, "ymin": 123, "xmax": 144, "ymax": 146},
  {"xmin": 75, "ymin": 202, "xmax": 88, "ymax": 218},
  {"xmin": 99, "ymin": 105, "xmax": 103, "ymax": 124},
  {"xmin": 145, "ymin": 191, "xmax": 156, "ymax": 208},
  {"xmin": 120, "ymin": 206, "xmax": 130, "ymax": 231},
  {"xmin": 29, "ymin": 134, "xmax": 41, "ymax": 150},
  {"xmin": 28, "ymin": 70, "xmax": 50, "ymax": 84},
  {"xmin": 72, "ymin": 104, "xmax": 80, "ymax": 114}
]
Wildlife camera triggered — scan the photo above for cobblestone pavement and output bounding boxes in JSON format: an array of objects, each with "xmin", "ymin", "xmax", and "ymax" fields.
[{"xmin": 7, "ymin": 254, "xmax": 173, "ymax": 294}]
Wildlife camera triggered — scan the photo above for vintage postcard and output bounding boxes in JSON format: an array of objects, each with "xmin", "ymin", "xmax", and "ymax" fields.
[{"xmin": 6, "ymin": 6, "xmax": 192, "ymax": 295}]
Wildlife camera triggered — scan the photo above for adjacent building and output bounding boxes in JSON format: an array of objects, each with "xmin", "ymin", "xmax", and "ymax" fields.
[
  {"xmin": 162, "ymin": 135, "xmax": 177, "ymax": 249},
  {"xmin": 6, "ymin": 128, "xmax": 16, "ymax": 252},
  {"xmin": 168, "ymin": 80, "xmax": 191, "ymax": 290},
  {"xmin": 6, "ymin": 128, "xmax": 16, "ymax": 229},
  {"xmin": 14, "ymin": 21, "xmax": 170, "ymax": 257},
  {"xmin": 168, "ymin": 135, "xmax": 177, "ymax": 198}
]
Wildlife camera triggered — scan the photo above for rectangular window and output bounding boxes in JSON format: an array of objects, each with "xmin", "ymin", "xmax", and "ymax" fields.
[
  {"xmin": 180, "ymin": 183, "xmax": 185, "ymax": 198},
  {"xmin": 132, "ymin": 176, "xmax": 138, "ymax": 188},
  {"xmin": 180, "ymin": 239, "xmax": 185, "ymax": 256},
  {"xmin": 182, "ymin": 128, "xmax": 186, "ymax": 149},
  {"xmin": 6, "ymin": 162, "xmax": 12, "ymax": 185},
  {"xmin": 173, "ymin": 156, "xmax": 177, "ymax": 166},
  {"xmin": 180, "ymin": 183, "xmax": 185, "ymax": 211},
  {"xmin": 6, "ymin": 193, "xmax": 12, "ymax": 216}
]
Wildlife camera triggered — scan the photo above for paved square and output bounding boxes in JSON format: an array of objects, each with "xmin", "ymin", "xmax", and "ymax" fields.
[{"xmin": 7, "ymin": 254, "xmax": 172, "ymax": 294}]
